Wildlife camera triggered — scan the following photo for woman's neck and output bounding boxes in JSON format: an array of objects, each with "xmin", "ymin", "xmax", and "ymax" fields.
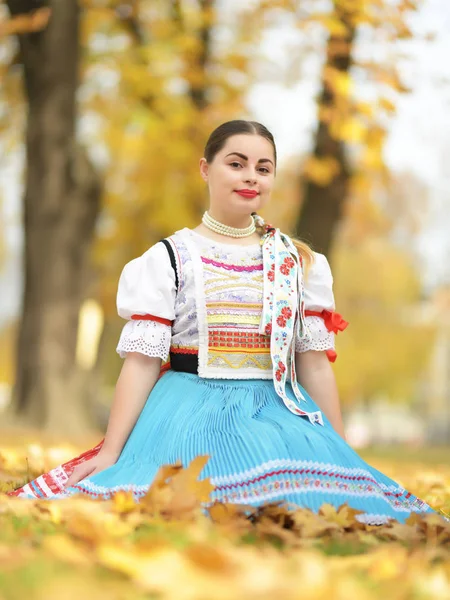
[
  {"xmin": 207, "ymin": 209, "xmax": 253, "ymax": 229},
  {"xmin": 192, "ymin": 223, "xmax": 262, "ymax": 246}
]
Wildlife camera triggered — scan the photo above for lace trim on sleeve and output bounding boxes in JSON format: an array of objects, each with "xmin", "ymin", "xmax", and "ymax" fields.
[
  {"xmin": 295, "ymin": 315, "xmax": 335, "ymax": 353},
  {"xmin": 116, "ymin": 319, "xmax": 171, "ymax": 361}
]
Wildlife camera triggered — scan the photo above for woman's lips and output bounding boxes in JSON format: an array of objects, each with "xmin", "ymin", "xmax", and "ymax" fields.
[{"xmin": 234, "ymin": 190, "xmax": 259, "ymax": 198}]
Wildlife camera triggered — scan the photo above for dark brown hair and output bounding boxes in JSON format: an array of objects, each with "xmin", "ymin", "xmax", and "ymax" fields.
[
  {"xmin": 204, "ymin": 119, "xmax": 277, "ymax": 172},
  {"xmin": 203, "ymin": 120, "xmax": 314, "ymax": 272}
]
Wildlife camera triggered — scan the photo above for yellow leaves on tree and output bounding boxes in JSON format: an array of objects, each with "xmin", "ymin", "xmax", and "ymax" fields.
[
  {"xmin": 0, "ymin": 7, "xmax": 51, "ymax": 37},
  {"xmin": 331, "ymin": 117, "xmax": 366, "ymax": 143},
  {"xmin": 303, "ymin": 156, "xmax": 341, "ymax": 187},
  {"xmin": 331, "ymin": 239, "xmax": 437, "ymax": 405},
  {"xmin": 303, "ymin": 0, "xmax": 418, "ymax": 204},
  {"xmin": 79, "ymin": 0, "xmax": 267, "ymax": 328},
  {"xmin": 323, "ymin": 66, "xmax": 353, "ymax": 98}
]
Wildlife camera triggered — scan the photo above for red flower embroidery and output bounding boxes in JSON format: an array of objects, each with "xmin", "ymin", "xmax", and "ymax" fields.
[
  {"xmin": 276, "ymin": 316, "xmax": 287, "ymax": 327},
  {"xmin": 284, "ymin": 257, "xmax": 295, "ymax": 269},
  {"xmin": 280, "ymin": 264, "xmax": 290, "ymax": 275},
  {"xmin": 280, "ymin": 307, "xmax": 292, "ymax": 319},
  {"xmin": 275, "ymin": 370, "xmax": 282, "ymax": 381},
  {"xmin": 278, "ymin": 361, "xmax": 286, "ymax": 373},
  {"xmin": 264, "ymin": 322, "xmax": 272, "ymax": 335},
  {"xmin": 268, "ymin": 270, "xmax": 275, "ymax": 282}
]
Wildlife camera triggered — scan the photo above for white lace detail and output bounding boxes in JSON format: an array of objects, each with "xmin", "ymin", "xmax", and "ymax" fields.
[
  {"xmin": 295, "ymin": 315, "xmax": 335, "ymax": 353},
  {"xmin": 116, "ymin": 319, "xmax": 171, "ymax": 360}
]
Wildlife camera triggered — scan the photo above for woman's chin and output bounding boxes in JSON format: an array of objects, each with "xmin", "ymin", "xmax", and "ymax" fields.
[{"xmin": 231, "ymin": 193, "xmax": 262, "ymax": 210}]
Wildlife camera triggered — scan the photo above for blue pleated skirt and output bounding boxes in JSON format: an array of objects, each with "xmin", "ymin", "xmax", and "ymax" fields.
[{"xmin": 19, "ymin": 371, "xmax": 447, "ymax": 525}]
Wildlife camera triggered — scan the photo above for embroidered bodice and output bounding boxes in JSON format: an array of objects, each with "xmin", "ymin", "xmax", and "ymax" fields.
[{"xmin": 116, "ymin": 227, "xmax": 346, "ymax": 378}]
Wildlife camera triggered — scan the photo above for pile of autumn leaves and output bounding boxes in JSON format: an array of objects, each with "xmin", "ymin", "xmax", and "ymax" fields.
[{"xmin": 1, "ymin": 449, "xmax": 450, "ymax": 600}]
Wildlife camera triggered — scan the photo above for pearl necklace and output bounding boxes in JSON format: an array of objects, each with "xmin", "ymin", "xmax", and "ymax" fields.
[{"xmin": 202, "ymin": 211, "xmax": 256, "ymax": 238}]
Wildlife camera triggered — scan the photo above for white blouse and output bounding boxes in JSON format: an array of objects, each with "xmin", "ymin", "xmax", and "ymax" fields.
[
  {"xmin": 295, "ymin": 252, "xmax": 336, "ymax": 354},
  {"xmin": 116, "ymin": 228, "xmax": 340, "ymax": 373},
  {"xmin": 116, "ymin": 242, "xmax": 176, "ymax": 359}
]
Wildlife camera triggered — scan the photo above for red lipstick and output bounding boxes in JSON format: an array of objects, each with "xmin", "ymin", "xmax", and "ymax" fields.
[{"xmin": 235, "ymin": 189, "xmax": 259, "ymax": 198}]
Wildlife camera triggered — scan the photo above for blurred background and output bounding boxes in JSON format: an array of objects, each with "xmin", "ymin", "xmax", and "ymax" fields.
[{"xmin": 0, "ymin": 0, "xmax": 448, "ymax": 454}]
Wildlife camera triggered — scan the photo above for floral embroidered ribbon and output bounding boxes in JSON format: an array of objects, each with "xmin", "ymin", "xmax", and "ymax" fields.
[{"xmin": 258, "ymin": 224, "xmax": 324, "ymax": 426}]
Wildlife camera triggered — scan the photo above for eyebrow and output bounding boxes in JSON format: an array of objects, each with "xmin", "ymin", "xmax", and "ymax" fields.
[{"xmin": 225, "ymin": 152, "xmax": 274, "ymax": 166}]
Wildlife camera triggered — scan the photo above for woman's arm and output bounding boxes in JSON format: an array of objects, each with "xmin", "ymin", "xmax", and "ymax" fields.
[
  {"xmin": 65, "ymin": 352, "xmax": 162, "ymax": 486},
  {"xmin": 100, "ymin": 352, "xmax": 163, "ymax": 456},
  {"xmin": 295, "ymin": 350, "xmax": 346, "ymax": 440}
]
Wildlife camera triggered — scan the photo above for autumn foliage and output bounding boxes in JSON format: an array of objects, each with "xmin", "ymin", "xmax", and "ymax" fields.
[{"xmin": 1, "ymin": 439, "xmax": 450, "ymax": 599}]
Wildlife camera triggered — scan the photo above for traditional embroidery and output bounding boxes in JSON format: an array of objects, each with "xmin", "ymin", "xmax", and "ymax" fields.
[
  {"xmin": 210, "ymin": 458, "xmax": 431, "ymax": 513},
  {"xmin": 116, "ymin": 320, "xmax": 172, "ymax": 360},
  {"xmin": 209, "ymin": 330, "xmax": 271, "ymax": 350},
  {"xmin": 161, "ymin": 229, "xmax": 345, "ymax": 395},
  {"xmin": 207, "ymin": 352, "xmax": 272, "ymax": 371},
  {"xmin": 201, "ymin": 256, "xmax": 263, "ymax": 272},
  {"xmin": 16, "ymin": 454, "xmax": 434, "ymax": 527},
  {"xmin": 170, "ymin": 345, "xmax": 199, "ymax": 354},
  {"xmin": 259, "ymin": 229, "xmax": 323, "ymax": 426}
]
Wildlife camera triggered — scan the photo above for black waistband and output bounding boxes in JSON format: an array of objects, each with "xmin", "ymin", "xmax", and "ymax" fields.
[{"xmin": 169, "ymin": 351, "xmax": 198, "ymax": 374}]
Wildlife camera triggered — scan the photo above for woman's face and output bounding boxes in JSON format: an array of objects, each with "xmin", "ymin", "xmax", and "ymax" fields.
[{"xmin": 199, "ymin": 133, "xmax": 276, "ymax": 218}]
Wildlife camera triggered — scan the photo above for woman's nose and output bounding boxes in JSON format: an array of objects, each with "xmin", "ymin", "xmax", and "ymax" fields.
[{"xmin": 244, "ymin": 173, "xmax": 257, "ymax": 184}]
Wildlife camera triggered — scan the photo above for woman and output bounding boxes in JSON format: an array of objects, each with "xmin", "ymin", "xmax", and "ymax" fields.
[{"xmin": 9, "ymin": 120, "xmax": 446, "ymax": 525}]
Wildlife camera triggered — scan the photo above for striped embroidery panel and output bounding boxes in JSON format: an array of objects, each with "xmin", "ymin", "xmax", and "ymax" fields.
[
  {"xmin": 209, "ymin": 329, "xmax": 270, "ymax": 351},
  {"xmin": 201, "ymin": 252, "xmax": 271, "ymax": 371}
]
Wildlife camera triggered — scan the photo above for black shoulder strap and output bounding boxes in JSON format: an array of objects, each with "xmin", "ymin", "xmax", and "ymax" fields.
[{"xmin": 159, "ymin": 238, "xmax": 179, "ymax": 292}]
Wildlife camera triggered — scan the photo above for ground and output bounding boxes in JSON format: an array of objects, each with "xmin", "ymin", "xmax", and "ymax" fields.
[{"xmin": 0, "ymin": 433, "xmax": 449, "ymax": 600}]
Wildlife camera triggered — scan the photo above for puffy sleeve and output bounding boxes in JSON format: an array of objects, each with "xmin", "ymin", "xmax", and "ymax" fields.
[
  {"xmin": 116, "ymin": 242, "xmax": 176, "ymax": 361},
  {"xmin": 295, "ymin": 252, "xmax": 348, "ymax": 362}
]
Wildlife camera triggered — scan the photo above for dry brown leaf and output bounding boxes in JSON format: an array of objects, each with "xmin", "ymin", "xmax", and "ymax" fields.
[
  {"xmin": 111, "ymin": 490, "xmax": 137, "ymax": 515},
  {"xmin": 318, "ymin": 503, "xmax": 365, "ymax": 529},
  {"xmin": 137, "ymin": 456, "xmax": 215, "ymax": 520},
  {"xmin": 208, "ymin": 501, "xmax": 256, "ymax": 524},
  {"xmin": 184, "ymin": 542, "xmax": 237, "ymax": 576},
  {"xmin": 293, "ymin": 510, "xmax": 341, "ymax": 538}
]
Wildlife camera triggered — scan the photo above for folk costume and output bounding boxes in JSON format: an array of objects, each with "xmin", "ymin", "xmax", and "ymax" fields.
[{"xmin": 9, "ymin": 220, "xmax": 445, "ymax": 525}]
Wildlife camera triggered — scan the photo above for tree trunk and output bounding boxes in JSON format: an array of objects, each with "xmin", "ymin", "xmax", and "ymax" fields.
[
  {"xmin": 295, "ymin": 3, "xmax": 355, "ymax": 257},
  {"xmin": 5, "ymin": 0, "xmax": 101, "ymax": 434}
]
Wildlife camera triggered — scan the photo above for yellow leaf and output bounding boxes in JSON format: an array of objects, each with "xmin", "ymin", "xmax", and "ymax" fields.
[
  {"xmin": 0, "ymin": 7, "xmax": 51, "ymax": 36},
  {"xmin": 323, "ymin": 66, "xmax": 353, "ymax": 97},
  {"xmin": 43, "ymin": 534, "xmax": 92, "ymax": 567},
  {"xmin": 111, "ymin": 490, "xmax": 137, "ymax": 515},
  {"xmin": 303, "ymin": 156, "xmax": 341, "ymax": 186},
  {"xmin": 331, "ymin": 118, "xmax": 366, "ymax": 143},
  {"xmin": 170, "ymin": 455, "xmax": 214, "ymax": 503},
  {"xmin": 141, "ymin": 456, "xmax": 214, "ymax": 518},
  {"xmin": 209, "ymin": 501, "xmax": 255, "ymax": 524},
  {"xmin": 293, "ymin": 510, "xmax": 340, "ymax": 537},
  {"xmin": 32, "ymin": 501, "xmax": 63, "ymax": 525},
  {"xmin": 318, "ymin": 502, "xmax": 365, "ymax": 528},
  {"xmin": 379, "ymin": 97, "xmax": 396, "ymax": 114},
  {"xmin": 361, "ymin": 147, "xmax": 384, "ymax": 170},
  {"xmin": 184, "ymin": 542, "xmax": 236, "ymax": 575},
  {"xmin": 354, "ymin": 101, "xmax": 374, "ymax": 118}
]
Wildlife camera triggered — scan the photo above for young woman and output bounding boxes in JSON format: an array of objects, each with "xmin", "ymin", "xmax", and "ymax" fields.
[{"xmin": 9, "ymin": 120, "xmax": 447, "ymax": 526}]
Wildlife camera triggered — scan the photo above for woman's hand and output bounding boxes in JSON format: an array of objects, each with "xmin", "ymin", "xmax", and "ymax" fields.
[{"xmin": 64, "ymin": 450, "xmax": 120, "ymax": 489}]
